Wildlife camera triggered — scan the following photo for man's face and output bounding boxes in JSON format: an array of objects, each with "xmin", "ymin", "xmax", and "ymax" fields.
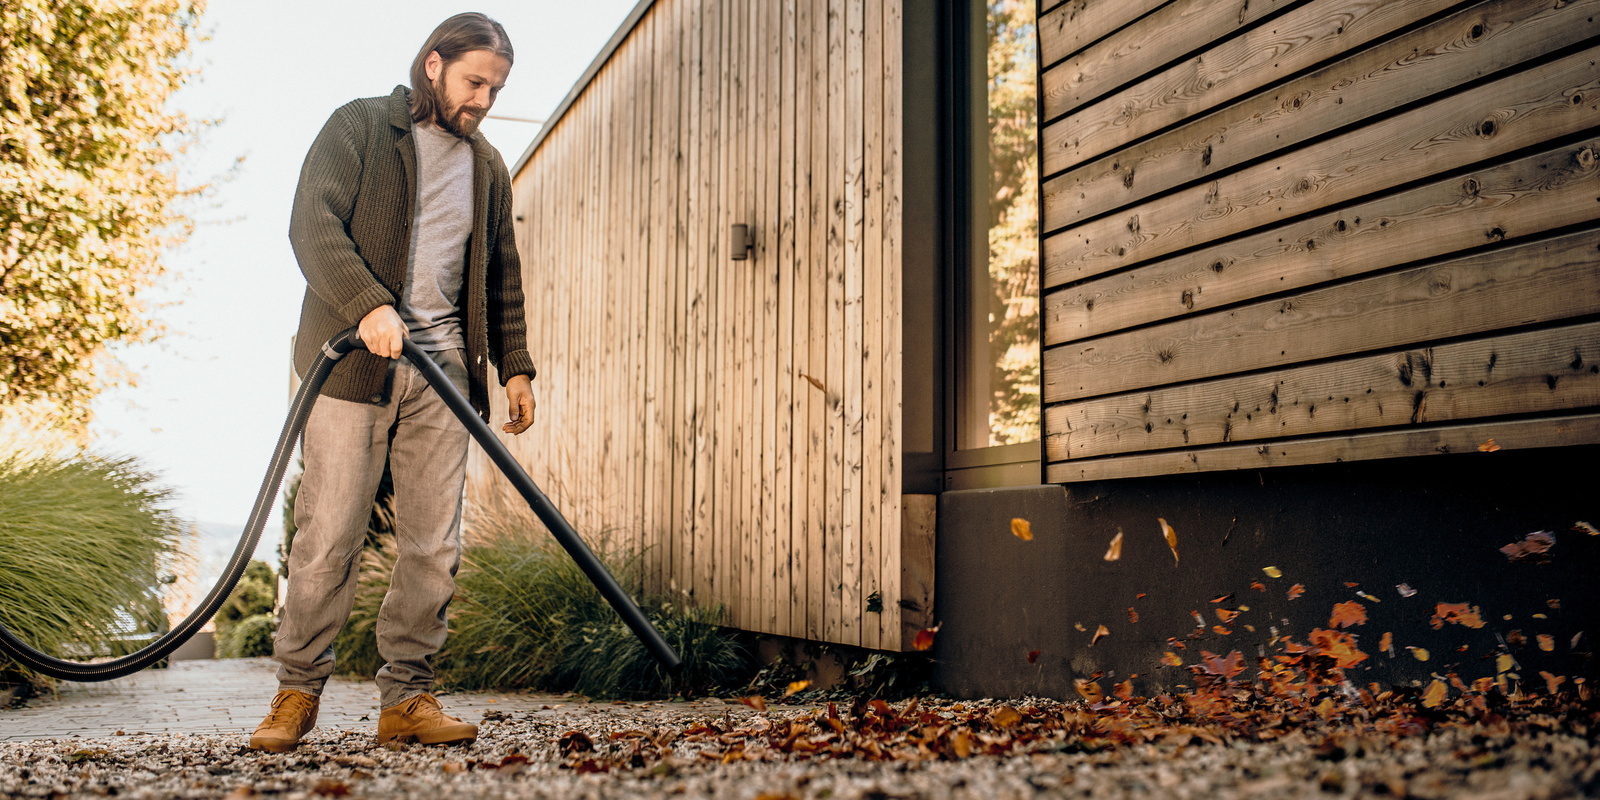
[{"xmin": 424, "ymin": 49, "xmax": 511, "ymax": 138}]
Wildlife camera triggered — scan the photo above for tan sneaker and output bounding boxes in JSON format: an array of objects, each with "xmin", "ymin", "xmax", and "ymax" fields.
[
  {"xmin": 249, "ymin": 690, "xmax": 319, "ymax": 752},
  {"xmin": 377, "ymin": 693, "xmax": 478, "ymax": 745}
]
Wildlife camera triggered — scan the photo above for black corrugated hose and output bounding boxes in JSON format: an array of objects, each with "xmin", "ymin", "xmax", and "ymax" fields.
[{"xmin": 0, "ymin": 328, "xmax": 682, "ymax": 682}]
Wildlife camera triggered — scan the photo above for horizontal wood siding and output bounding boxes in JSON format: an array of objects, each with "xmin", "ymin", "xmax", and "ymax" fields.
[
  {"xmin": 1040, "ymin": 0, "xmax": 1600, "ymax": 482},
  {"xmin": 469, "ymin": 0, "xmax": 913, "ymax": 649}
]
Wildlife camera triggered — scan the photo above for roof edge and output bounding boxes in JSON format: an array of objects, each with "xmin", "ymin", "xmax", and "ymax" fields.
[{"xmin": 511, "ymin": 0, "xmax": 659, "ymax": 177}]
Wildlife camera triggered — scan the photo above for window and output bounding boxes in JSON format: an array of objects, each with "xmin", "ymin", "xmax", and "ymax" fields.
[{"xmin": 954, "ymin": 0, "xmax": 1040, "ymax": 453}]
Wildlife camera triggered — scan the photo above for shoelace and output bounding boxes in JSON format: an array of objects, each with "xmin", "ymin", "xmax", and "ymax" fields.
[{"xmin": 263, "ymin": 693, "xmax": 314, "ymax": 726}]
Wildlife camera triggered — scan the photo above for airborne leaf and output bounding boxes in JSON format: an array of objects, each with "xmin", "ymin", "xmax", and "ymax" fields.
[
  {"xmin": 1408, "ymin": 646, "xmax": 1430, "ymax": 661},
  {"xmin": 1161, "ymin": 651, "xmax": 1184, "ymax": 666},
  {"xmin": 1422, "ymin": 680, "xmax": 1448, "ymax": 708},
  {"xmin": 1158, "ymin": 518, "xmax": 1179, "ymax": 564},
  {"xmin": 1011, "ymin": 518, "xmax": 1033, "ymax": 541},
  {"xmin": 1499, "ymin": 531, "xmax": 1555, "ymax": 562},
  {"xmin": 737, "ymin": 695, "xmax": 768, "ymax": 712},
  {"xmin": 1103, "ymin": 530, "xmax": 1123, "ymax": 561},
  {"xmin": 1431, "ymin": 603, "xmax": 1485, "ymax": 630},
  {"xmin": 1379, "ymin": 631, "xmax": 1393, "ymax": 655},
  {"xmin": 1287, "ymin": 584, "xmax": 1306, "ymax": 601},
  {"xmin": 1329, "ymin": 601, "xmax": 1367, "ymax": 629},
  {"xmin": 1090, "ymin": 624, "xmax": 1110, "ymax": 646},
  {"xmin": 1262, "ymin": 566, "xmax": 1283, "ymax": 578},
  {"xmin": 1540, "ymin": 671, "xmax": 1566, "ymax": 694},
  {"xmin": 782, "ymin": 681, "xmax": 811, "ymax": 698},
  {"xmin": 912, "ymin": 624, "xmax": 942, "ymax": 651},
  {"xmin": 1026, "ymin": 650, "xmax": 1040, "ymax": 664},
  {"xmin": 1574, "ymin": 521, "xmax": 1599, "ymax": 536},
  {"xmin": 1074, "ymin": 679, "xmax": 1105, "ymax": 703},
  {"xmin": 1537, "ymin": 635, "xmax": 1555, "ymax": 652}
]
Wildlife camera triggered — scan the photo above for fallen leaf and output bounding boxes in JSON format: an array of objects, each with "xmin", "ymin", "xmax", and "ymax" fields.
[
  {"xmin": 1499, "ymin": 531, "xmax": 1556, "ymax": 562},
  {"xmin": 1026, "ymin": 650, "xmax": 1040, "ymax": 664},
  {"xmin": 1104, "ymin": 531, "xmax": 1123, "ymax": 561},
  {"xmin": 1201, "ymin": 650, "xmax": 1246, "ymax": 679},
  {"xmin": 1127, "ymin": 607, "xmax": 1139, "ymax": 624},
  {"xmin": 1478, "ymin": 439, "xmax": 1501, "ymax": 452},
  {"xmin": 1250, "ymin": 580, "xmax": 1267, "ymax": 592},
  {"xmin": 1422, "ymin": 680, "xmax": 1448, "ymax": 708},
  {"xmin": 1396, "ymin": 583, "xmax": 1417, "ymax": 598},
  {"xmin": 1074, "ymin": 679, "xmax": 1105, "ymax": 703},
  {"xmin": 442, "ymin": 762, "xmax": 467, "ymax": 775},
  {"xmin": 1287, "ymin": 584, "xmax": 1306, "ymax": 601},
  {"xmin": 737, "ymin": 695, "xmax": 768, "ymax": 712},
  {"xmin": 1262, "ymin": 566, "xmax": 1283, "ymax": 578},
  {"xmin": 949, "ymin": 730, "xmax": 972, "ymax": 759},
  {"xmin": 1431, "ymin": 602, "xmax": 1485, "ymax": 630},
  {"xmin": 991, "ymin": 705, "xmax": 1022, "ymax": 728},
  {"xmin": 1329, "ymin": 601, "xmax": 1367, "ymax": 629},
  {"xmin": 558, "ymin": 730, "xmax": 596, "ymax": 755},
  {"xmin": 1161, "ymin": 651, "xmax": 1184, "ymax": 666},
  {"xmin": 1011, "ymin": 518, "xmax": 1033, "ymax": 541},
  {"xmin": 1091, "ymin": 624, "xmax": 1110, "ymax": 646},
  {"xmin": 1379, "ymin": 632, "xmax": 1393, "ymax": 655},
  {"xmin": 312, "ymin": 780, "xmax": 351, "ymax": 797},
  {"xmin": 782, "ymin": 680, "xmax": 810, "ymax": 698},
  {"xmin": 1574, "ymin": 521, "xmax": 1599, "ymax": 536},
  {"xmin": 1540, "ymin": 671, "xmax": 1566, "ymax": 694},
  {"xmin": 1537, "ymin": 635, "xmax": 1554, "ymax": 652},
  {"xmin": 912, "ymin": 624, "xmax": 942, "ymax": 651},
  {"xmin": 1408, "ymin": 646, "xmax": 1430, "ymax": 661},
  {"xmin": 1158, "ymin": 518, "xmax": 1179, "ymax": 564}
]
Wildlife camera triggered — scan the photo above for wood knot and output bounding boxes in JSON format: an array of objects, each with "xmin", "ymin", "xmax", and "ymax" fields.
[
  {"xmin": 1576, "ymin": 147, "xmax": 1595, "ymax": 170},
  {"xmin": 1201, "ymin": 144, "xmax": 1213, "ymax": 168},
  {"xmin": 1462, "ymin": 178, "xmax": 1481, "ymax": 197},
  {"xmin": 1486, "ymin": 226, "xmax": 1506, "ymax": 241},
  {"xmin": 1127, "ymin": 214, "xmax": 1141, "ymax": 235},
  {"xmin": 1181, "ymin": 290, "xmax": 1195, "ymax": 310},
  {"xmin": 1210, "ymin": 259, "xmax": 1228, "ymax": 273},
  {"xmin": 1478, "ymin": 118, "xmax": 1498, "ymax": 138},
  {"xmin": 1468, "ymin": 21, "xmax": 1485, "ymax": 39},
  {"xmin": 1334, "ymin": 219, "xmax": 1348, "ymax": 233}
]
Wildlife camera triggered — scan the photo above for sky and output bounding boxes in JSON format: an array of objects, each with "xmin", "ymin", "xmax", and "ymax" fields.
[{"xmin": 89, "ymin": 0, "xmax": 639, "ymax": 556}]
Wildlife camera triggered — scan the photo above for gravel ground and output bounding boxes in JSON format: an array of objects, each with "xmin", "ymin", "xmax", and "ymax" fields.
[{"xmin": 4, "ymin": 698, "xmax": 1597, "ymax": 799}]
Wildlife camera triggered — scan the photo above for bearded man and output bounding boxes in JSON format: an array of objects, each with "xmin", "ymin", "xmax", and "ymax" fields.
[{"xmin": 251, "ymin": 12, "xmax": 536, "ymax": 751}]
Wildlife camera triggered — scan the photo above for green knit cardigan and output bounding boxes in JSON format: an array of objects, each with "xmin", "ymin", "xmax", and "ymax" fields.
[{"xmin": 289, "ymin": 85, "xmax": 535, "ymax": 421}]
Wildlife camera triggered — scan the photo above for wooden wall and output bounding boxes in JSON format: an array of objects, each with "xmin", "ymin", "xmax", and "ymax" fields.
[
  {"xmin": 1038, "ymin": 0, "xmax": 1600, "ymax": 482},
  {"xmin": 469, "ymin": 0, "xmax": 926, "ymax": 650}
]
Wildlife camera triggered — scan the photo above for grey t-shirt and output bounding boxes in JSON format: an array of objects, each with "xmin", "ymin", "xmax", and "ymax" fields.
[{"xmin": 400, "ymin": 122, "xmax": 473, "ymax": 351}]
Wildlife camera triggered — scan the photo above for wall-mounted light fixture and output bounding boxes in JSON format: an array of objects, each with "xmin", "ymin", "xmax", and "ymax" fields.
[{"xmin": 730, "ymin": 223, "xmax": 751, "ymax": 261}]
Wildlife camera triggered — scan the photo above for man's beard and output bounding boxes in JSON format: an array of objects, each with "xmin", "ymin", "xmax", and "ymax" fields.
[{"xmin": 433, "ymin": 80, "xmax": 486, "ymax": 138}]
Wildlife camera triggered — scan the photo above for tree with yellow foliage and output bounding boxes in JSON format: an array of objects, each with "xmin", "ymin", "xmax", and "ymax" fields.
[{"xmin": 1, "ymin": 0, "xmax": 208, "ymax": 429}]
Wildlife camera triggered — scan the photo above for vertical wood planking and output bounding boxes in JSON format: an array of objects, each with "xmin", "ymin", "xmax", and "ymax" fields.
[
  {"xmin": 878, "ymin": 0, "xmax": 903, "ymax": 650},
  {"xmin": 496, "ymin": 0, "xmax": 910, "ymax": 647},
  {"xmin": 824, "ymin": 0, "xmax": 847, "ymax": 644},
  {"xmin": 841, "ymin": 0, "xmax": 866, "ymax": 646},
  {"xmin": 777, "ymin": 0, "xmax": 798, "ymax": 637},
  {"xmin": 807, "ymin": 0, "xmax": 830, "ymax": 642},
  {"xmin": 791, "ymin": 0, "xmax": 815, "ymax": 638},
  {"xmin": 860, "ymin": 0, "xmax": 883, "ymax": 651}
]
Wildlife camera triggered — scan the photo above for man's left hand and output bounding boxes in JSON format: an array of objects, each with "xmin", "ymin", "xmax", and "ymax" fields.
[{"xmin": 504, "ymin": 374, "xmax": 536, "ymax": 435}]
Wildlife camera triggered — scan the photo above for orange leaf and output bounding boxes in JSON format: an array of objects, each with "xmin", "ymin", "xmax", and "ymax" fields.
[
  {"xmin": 1309, "ymin": 628, "xmax": 1369, "ymax": 669},
  {"xmin": 782, "ymin": 680, "xmax": 811, "ymax": 698},
  {"xmin": 1499, "ymin": 531, "xmax": 1556, "ymax": 562},
  {"xmin": 1161, "ymin": 651, "xmax": 1184, "ymax": 666},
  {"xmin": 1026, "ymin": 649, "xmax": 1040, "ymax": 664},
  {"xmin": 1212, "ymin": 625, "xmax": 1233, "ymax": 636},
  {"xmin": 1113, "ymin": 679, "xmax": 1134, "ymax": 701},
  {"xmin": 1478, "ymin": 438, "xmax": 1501, "ymax": 452},
  {"xmin": 1408, "ymin": 646, "xmax": 1430, "ymax": 662},
  {"xmin": 1287, "ymin": 584, "xmax": 1306, "ymax": 600},
  {"xmin": 1090, "ymin": 624, "xmax": 1110, "ymax": 646},
  {"xmin": 1158, "ymin": 517, "xmax": 1179, "ymax": 564},
  {"xmin": 1210, "ymin": 593, "xmax": 1234, "ymax": 604},
  {"xmin": 1431, "ymin": 602, "xmax": 1485, "ymax": 630},
  {"xmin": 1127, "ymin": 607, "xmax": 1139, "ymax": 624},
  {"xmin": 1011, "ymin": 518, "xmax": 1033, "ymax": 541},
  {"xmin": 1574, "ymin": 521, "xmax": 1598, "ymax": 536},
  {"xmin": 912, "ymin": 623, "xmax": 942, "ymax": 651},
  {"xmin": 1201, "ymin": 649, "xmax": 1246, "ymax": 678},
  {"xmin": 1074, "ymin": 679, "xmax": 1105, "ymax": 703},
  {"xmin": 1422, "ymin": 680, "xmax": 1448, "ymax": 708},
  {"xmin": 1329, "ymin": 601, "xmax": 1367, "ymax": 629},
  {"xmin": 1540, "ymin": 671, "xmax": 1566, "ymax": 695},
  {"xmin": 1379, "ymin": 631, "xmax": 1393, "ymax": 655},
  {"xmin": 1103, "ymin": 531, "xmax": 1123, "ymax": 561},
  {"xmin": 737, "ymin": 695, "xmax": 767, "ymax": 711},
  {"xmin": 1214, "ymin": 608, "xmax": 1240, "ymax": 624},
  {"xmin": 991, "ymin": 705, "xmax": 1021, "ymax": 728},
  {"xmin": 1537, "ymin": 634, "xmax": 1555, "ymax": 652},
  {"xmin": 949, "ymin": 730, "xmax": 972, "ymax": 759},
  {"xmin": 1250, "ymin": 580, "xmax": 1267, "ymax": 592}
]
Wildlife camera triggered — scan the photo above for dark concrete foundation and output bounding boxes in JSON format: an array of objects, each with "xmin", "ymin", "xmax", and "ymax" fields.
[{"xmin": 932, "ymin": 446, "xmax": 1600, "ymax": 699}]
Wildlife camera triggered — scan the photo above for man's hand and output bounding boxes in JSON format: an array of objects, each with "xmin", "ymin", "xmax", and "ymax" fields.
[
  {"xmin": 358, "ymin": 305, "xmax": 408, "ymax": 359},
  {"xmin": 504, "ymin": 374, "xmax": 536, "ymax": 435}
]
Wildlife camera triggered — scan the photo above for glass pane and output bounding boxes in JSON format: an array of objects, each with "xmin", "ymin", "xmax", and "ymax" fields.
[{"xmin": 960, "ymin": 0, "xmax": 1039, "ymax": 449}]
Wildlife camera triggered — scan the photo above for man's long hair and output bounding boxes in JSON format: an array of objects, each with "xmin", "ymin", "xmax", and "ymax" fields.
[{"xmin": 409, "ymin": 13, "xmax": 514, "ymax": 125}]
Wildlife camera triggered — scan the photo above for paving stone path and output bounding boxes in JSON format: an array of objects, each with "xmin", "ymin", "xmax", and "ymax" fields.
[{"xmin": 0, "ymin": 658, "xmax": 674, "ymax": 742}]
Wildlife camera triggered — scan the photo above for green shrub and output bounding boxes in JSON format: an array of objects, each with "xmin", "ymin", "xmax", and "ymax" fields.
[
  {"xmin": 213, "ymin": 560, "xmax": 277, "ymax": 650},
  {"xmin": 0, "ymin": 444, "xmax": 181, "ymax": 685},
  {"xmin": 219, "ymin": 612, "xmax": 276, "ymax": 658}
]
